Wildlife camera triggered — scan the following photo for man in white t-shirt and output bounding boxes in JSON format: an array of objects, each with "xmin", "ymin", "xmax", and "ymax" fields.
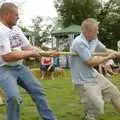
[{"xmin": 0, "ymin": 2, "xmax": 57, "ymax": 120}]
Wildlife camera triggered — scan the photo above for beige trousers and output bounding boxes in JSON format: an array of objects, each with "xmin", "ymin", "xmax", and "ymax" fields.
[{"xmin": 75, "ymin": 74, "xmax": 120, "ymax": 119}]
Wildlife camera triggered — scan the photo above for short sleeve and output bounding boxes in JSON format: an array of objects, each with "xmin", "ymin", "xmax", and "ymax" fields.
[
  {"xmin": 96, "ymin": 40, "xmax": 107, "ymax": 52},
  {"xmin": 75, "ymin": 42, "xmax": 91, "ymax": 61},
  {"xmin": 13, "ymin": 26, "xmax": 31, "ymax": 49},
  {"xmin": 0, "ymin": 33, "xmax": 11, "ymax": 55},
  {"xmin": 19, "ymin": 30, "xmax": 31, "ymax": 48}
]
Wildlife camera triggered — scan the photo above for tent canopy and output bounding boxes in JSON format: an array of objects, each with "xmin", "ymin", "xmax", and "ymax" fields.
[{"xmin": 52, "ymin": 24, "xmax": 81, "ymax": 36}]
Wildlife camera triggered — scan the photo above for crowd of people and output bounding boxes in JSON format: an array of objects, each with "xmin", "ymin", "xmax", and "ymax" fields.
[{"xmin": 39, "ymin": 44, "xmax": 70, "ymax": 79}]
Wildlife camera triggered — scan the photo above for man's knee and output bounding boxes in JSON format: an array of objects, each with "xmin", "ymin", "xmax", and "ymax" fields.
[
  {"xmin": 28, "ymin": 82, "xmax": 45, "ymax": 96},
  {"xmin": 7, "ymin": 96, "xmax": 22, "ymax": 105},
  {"xmin": 89, "ymin": 98, "xmax": 104, "ymax": 115},
  {"xmin": 105, "ymin": 85, "xmax": 120, "ymax": 112},
  {"xmin": 85, "ymin": 98, "xmax": 104, "ymax": 116},
  {"xmin": 96, "ymin": 100, "xmax": 104, "ymax": 115}
]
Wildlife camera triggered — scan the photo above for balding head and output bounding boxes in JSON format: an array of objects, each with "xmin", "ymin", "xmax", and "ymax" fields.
[
  {"xmin": 81, "ymin": 18, "xmax": 99, "ymax": 41},
  {"xmin": 0, "ymin": 2, "xmax": 19, "ymax": 28},
  {"xmin": 81, "ymin": 18, "xmax": 99, "ymax": 32}
]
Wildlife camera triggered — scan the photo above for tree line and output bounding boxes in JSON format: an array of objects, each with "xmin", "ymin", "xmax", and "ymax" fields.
[
  {"xmin": 54, "ymin": 0, "xmax": 120, "ymax": 50},
  {"xmin": 17, "ymin": 0, "xmax": 120, "ymax": 50}
]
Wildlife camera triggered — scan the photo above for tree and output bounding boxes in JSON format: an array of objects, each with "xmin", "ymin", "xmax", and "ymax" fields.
[
  {"xmin": 54, "ymin": 0, "xmax": 120, "ymax": 50},
  {"xmin": 54, "ymin": 0, "xmax": 101, "ymax": 27},
  {"xmin": 31, "ymin": 16, "xmax": 55, "ymax": 47},
  {"xmin": 98, "ymin": 0, "xmax": 120, "ymax": 49}
]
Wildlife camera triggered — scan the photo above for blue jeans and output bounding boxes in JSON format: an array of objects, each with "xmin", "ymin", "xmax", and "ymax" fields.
[{"xmin": 0, "ymin": 64, "xmax": 56, "ymax": 120}]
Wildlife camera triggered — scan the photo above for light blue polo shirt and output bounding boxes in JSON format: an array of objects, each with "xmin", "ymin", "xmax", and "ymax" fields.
[{"xmin": 70, "ymin": 33, "xmax": 107, "ymax": 84}]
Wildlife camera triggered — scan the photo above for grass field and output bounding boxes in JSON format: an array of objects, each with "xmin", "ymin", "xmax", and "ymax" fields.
[{"xmin": 0, "ymin": 69, "xmax": 120, "ymax": 120}]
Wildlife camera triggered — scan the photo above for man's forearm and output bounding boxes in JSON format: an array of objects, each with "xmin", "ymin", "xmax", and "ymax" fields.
[
  {"xmin": 114, "ymin": 52, "xmax": 120, "ymax": 58},
  {"xmin": 86, "ymin": 56, "xmax": 112, "ymax": 67},
  {"xmin": 2, "ymin": 50, "xmax": 35, "ymax": 62},
  {"xmin": 106, "ymin": 48, "xmax": 116, "ymax": 53},
  {"xmin": 93, "ymin": 52, "xmax": 110, "ymax": 56},
  {"xmin": 23, "ymin": 46, "xmax": 53, "ymax": 57},
  {"xmin": 93, "ymin": 48, "xmax": 117, "ymax": 57}
]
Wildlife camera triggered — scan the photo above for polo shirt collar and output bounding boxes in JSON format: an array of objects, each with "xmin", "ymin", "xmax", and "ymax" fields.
[{"xmin": 80, "ymin": 33, "xmax": 90, "ymax": 48}]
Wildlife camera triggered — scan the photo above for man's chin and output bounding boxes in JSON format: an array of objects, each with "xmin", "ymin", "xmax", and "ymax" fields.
[
  {"xmin": 13, "ymin": 23, "xmax": 17, "ymax": 26},
  {"xmin": 90, "ymin": 37, "xmax": 97, "ymax": 41},
  {"xmin": 10, "ymin": 23, "xmax": 16, "ymax": 27},
  {"xmin": 12, "ymin": 22, "xmax": 17, "ymax": 26}
]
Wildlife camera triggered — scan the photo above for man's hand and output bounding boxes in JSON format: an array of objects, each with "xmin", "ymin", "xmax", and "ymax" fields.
[
  {"xmin": 39, "ymin": 51, "xmax": 60, "ymax": 57},
  {"xmin": 114, "ymin": 52, "xmax": 120, "ymax": 58},
  {"xmin": 86, "ymin": 52, "xmax": 116, "ymax": 67},
  {"xmin": 107, "ymin": 52, "xmax": 116, "ymax": 59},
  {"xmin": 32, "ymin": 47, "xmax": 44, "ymax": 57}
]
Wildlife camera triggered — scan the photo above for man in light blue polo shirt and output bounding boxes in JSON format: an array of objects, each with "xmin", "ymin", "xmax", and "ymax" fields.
[{"xmin": 71, "ymin": 18, "xmax": 120, "ymax": 120}]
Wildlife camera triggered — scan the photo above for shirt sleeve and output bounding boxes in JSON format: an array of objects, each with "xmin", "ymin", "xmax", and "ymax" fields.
[
  {"xmin": 75, "ymin": 42, "xmax": 91, "ymax": 61},
  {"xmin": 15, "ymin": 27, "xmax": 31, "ymax": 49},
  {"xmin": 0, "ymin": 34, "xmax": 11, "ymax": 55},
  {"xmin": 96, "ymin": 40, "xmax": 107, "ymax": 52}
]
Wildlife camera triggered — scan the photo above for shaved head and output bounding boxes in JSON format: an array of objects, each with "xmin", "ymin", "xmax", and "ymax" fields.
[
  {"xmin": 0, "ymin": 2, "xmax": 19, "ymax": 28},
  {"xmin": 0, "ymin": 2, "xmax": 18, "ymax": 15}
]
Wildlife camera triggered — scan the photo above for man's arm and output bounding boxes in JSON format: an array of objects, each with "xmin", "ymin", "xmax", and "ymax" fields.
[
  {"xmin": 113, "ymin": 51, "xmax": 120, "ymax": 58},
  {"xmin": 85, "ymin": 53, "xmax": 116, "ymax": 67},
  {"xmin": 2, "ymin": 48, "xmax": 40, "ymax": 62},
  {"xmin": 106, "ymin": 48, "xmax": 116, "ymax": 53},
  {"xmin": 92, "ymin": 48, "xmax": 117, "ymax": 57},
  {"xmin": 2, "ymin": 46, "xmax": 59, "ymax": 62}
]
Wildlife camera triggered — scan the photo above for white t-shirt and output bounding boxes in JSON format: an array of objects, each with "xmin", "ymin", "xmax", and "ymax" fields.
[{"xmin": 0, "ymin": 23, "xmax": 30, "ymax": 66}]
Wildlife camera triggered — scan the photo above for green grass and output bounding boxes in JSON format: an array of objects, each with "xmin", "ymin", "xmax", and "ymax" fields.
[{"xmin": 0, "ymin": 69, "xmax": 120, "ymax": 120}]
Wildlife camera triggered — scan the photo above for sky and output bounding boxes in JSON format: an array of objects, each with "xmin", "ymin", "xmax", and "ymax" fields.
[
  {"xmin": 0, "ymin": 0, "xmax": 109, "ymax": 27},
  {"xmin": 19, "ymin": 0, "xmax": 109, "ymax": 27},
  {"xmin": 0, "ymin": 0, "xmax": 58, "ymax": 27},
  {"xmin": 19, "ymin": 0, "xmax": 58, "ymax": 27}
]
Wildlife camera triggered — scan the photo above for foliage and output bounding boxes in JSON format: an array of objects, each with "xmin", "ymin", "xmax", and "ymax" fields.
[
  {"xmin": 54, "ymin": 0, "xmax": 101, "ymax": 27},
  {"xmin": 20, "ymin": 26, "xmax": 31, "ymax": 33},
  {"xmin": 31, "ymin": 16, "xmax": 55, "ymax": 47},
  {"xmin": 54, "ymin": 0, "xmax": 120, "ymax": 50},
  {"xmin": 98, "ymin": 0, "xmax": 120, "ymax": 49}
]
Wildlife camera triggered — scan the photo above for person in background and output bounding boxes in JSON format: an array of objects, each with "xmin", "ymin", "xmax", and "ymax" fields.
[
  {"xmin": 40, "ymin": 45, "xmax": 55, "ymax": 79},
  {"xmin": 103, "ymin": 59, "xmax": 117, "ymax": 76},
  {"xmin": 40, "ymin": 55, "xmax": 55, "ymax": 79},
  {"xmin": 0, "ymin": 2, "xmax": 57, "ymax": 120},
  {"xmin": 96, "ymin": 59, "xmax": 118, "ymax": 76}
]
